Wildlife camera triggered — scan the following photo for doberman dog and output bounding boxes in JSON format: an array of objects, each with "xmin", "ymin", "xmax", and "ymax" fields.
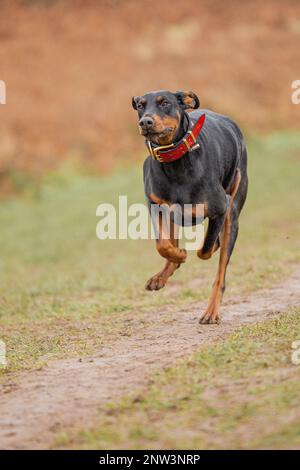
[{"xmin": 132, "ymin": 90, "xmax": 248, "ymax": 324}]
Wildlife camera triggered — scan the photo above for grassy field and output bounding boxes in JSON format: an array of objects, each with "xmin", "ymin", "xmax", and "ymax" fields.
[
  {"xmin": 57, "ymin": 306, "xmax": 300, "ymax": 450},
  {"xmin": 0, "ymin": 131, "xmax": 300, "ymax": 377}
]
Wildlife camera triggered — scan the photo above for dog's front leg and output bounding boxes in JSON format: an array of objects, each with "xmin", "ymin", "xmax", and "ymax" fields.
[
  {"xmin": 146, "ymin": 213, "xmax": 186, "ymax": 291},
  {"xmin": 146, "ymin": 258, "xmax": 180, "ymax": 291},
  {"xmin": 155, "ymin": 212, "xmax": 187, "ymax": 263}
]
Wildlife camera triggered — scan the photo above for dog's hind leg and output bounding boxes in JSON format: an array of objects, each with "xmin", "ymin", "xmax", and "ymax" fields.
[
  {"xmin": 146, "ymin": 219, "xmax": 182, "ymax": 291},
  {"xmin": 197, "ymin": 192, "xmax": 229, "ymax": 260},
  {"xmin": 197, "ymin": 213, "xmax": 226, "ymax": 260},
  {"xmin": 199, "ymin": 169, "xmax": 241, "ymax": 324}
]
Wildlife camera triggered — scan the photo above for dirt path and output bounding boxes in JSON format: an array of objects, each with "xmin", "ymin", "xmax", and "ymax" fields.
[{"xmin": 1, "ymin": 267, "xmax": 300, "ymax": 450}]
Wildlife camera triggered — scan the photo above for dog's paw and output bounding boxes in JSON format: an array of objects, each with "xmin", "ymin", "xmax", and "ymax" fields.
[
  {"xmin": 199, "ymin": 308, "xmax": 220, "ymax": 325},
  {"xmin": 197, "ymin": 248, "xmax": 212, "ymax": 260},
  {"xmin": 197, "ymin": 243, "xmax": 219, "ymax": 260},
  {"xmin": 145, "ymin": 275, "xmax": 166, "ymax": 291}
]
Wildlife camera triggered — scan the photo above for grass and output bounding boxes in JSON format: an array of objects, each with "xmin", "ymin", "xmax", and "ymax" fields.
[
  {"xmin": 0, "ymin": 131, "xmax": 300, "ymax": 376},
  {"xmin": 58, "ymin": 307, "xmax": 300, "ymax": 450}
]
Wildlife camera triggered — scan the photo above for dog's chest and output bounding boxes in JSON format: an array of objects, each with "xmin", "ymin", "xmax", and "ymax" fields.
[{"xmin": 152, "ymin": 181, "xmax": 207, "ymax": 207}]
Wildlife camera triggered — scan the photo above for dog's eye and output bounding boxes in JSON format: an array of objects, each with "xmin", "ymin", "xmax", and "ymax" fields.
[
  {"xmin": 137, "ymin": 103, "xmax": 144, "ymax": 110},
  {"xmin": 160, "ymin": 100, "xmax": 169, "ymax": 108}
]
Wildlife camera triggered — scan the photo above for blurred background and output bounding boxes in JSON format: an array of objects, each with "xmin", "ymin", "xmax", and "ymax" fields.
[{"xmin": 0, "ymin": 0, "xmax": 299, "ymax": 193}]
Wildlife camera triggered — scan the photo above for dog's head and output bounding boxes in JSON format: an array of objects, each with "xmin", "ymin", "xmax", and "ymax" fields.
[{"xmin": 132, "ymin": 90, "xmax": 200, "ymax": 146}]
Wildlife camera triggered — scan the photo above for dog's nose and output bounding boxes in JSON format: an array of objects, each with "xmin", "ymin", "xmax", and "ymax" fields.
[{"xmin": 139, "ymin": 116, "xmax": 154, "ymax": 128}]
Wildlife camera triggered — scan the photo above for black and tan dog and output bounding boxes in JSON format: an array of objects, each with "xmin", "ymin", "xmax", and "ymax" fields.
[{"xmin": 132, "ymin": 90, "xmax": 248, "ymax": 324}]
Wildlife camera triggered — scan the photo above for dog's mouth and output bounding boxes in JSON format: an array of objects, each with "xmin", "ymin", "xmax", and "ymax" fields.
[{"xmin": 139, "ymin": 127, "xmax": 175, "ymax": 144}]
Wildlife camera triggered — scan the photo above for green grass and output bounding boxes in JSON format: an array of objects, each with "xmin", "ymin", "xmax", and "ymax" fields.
[
  {"xmin": 0, "ymin": 131, "xmax": 300, "ymax": 376},
  {"xmin": 59, "ymin": 307, "xmax": 300, "ymax": 450}
]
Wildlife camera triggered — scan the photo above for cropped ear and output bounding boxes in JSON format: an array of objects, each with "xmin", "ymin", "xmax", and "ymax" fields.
[
  {"xmin": 132, "ymin": 96, "xmax": 139, "ymax": 110},
  {"xmin": 175, "ymin": 91, "xmax": 200, "ymax": 110}
]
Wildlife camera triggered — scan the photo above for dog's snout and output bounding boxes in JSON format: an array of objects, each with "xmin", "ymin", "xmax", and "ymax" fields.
[{"xmin": 139, "ymin": 116, "xmax": 154, "ymax": 128}]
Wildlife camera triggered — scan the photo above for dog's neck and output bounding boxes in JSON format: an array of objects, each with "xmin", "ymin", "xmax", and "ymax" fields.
[{"xmin": 172, "ymin": 111, "xmax": 190, "ymax": 144}]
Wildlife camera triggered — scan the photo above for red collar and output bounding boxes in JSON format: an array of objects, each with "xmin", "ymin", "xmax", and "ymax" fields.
[{"xmin": 146, "ymin": 113, "xmax": 206, "ymax": 163}]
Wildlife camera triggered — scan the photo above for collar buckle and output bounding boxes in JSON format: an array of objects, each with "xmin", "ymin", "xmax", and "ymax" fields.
[
  {"xmin": 147, "ymin": 141, "xmax": 175, "ymax": 162},
  {"xmin": 145, "ymin": 114, "xmax": 205, "ymax": 163},
  {"xmin": 183, "ymin": 129, "xmax": 198, "ymax": 152},
  {"xmin": 187, "ymin": 129, "xmax": 197, "ymax": 144}
]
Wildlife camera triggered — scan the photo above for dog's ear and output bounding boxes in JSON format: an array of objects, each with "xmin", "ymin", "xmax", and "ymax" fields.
[
  {"xmin": 132, "ymin": 96, "xmax": 139, "ymax": 110},
  {"xmin": 175, "ymin": 91, "xmax": 200, "ymax": 110}
]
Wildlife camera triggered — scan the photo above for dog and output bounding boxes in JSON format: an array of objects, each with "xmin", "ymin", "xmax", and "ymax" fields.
[{"xmin": 132, "ymin": 90, "xmax": 248, "ymax": 324}]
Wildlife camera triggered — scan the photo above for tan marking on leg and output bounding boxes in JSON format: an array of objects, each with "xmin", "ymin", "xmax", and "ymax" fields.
[
  {"xmin": 156, "ymin": 212, "xmax": 187, "ymax": 263},
  {"xmin": 146, "ymin": 221, "xmax": 181, "ymax": 291},
  {"xmin": 229, "ymin": 168, "xmax": 241, "ymax": 202},
  {"xmin": 149, "ymin": 193, "xmax": 187, "ymax": 263},
  {"xmin": 146, "ymin": 259, "xmax": 180, "ymax": 291}
]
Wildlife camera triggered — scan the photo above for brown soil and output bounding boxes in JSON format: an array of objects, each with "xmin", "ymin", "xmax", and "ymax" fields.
[
  {"xmin": 0, "ymin": 266, "xmax": 299, "ymax": 450},
  {"xmin": 0, "ymin": 0, "xmax": 300, "ymax": 182}
]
